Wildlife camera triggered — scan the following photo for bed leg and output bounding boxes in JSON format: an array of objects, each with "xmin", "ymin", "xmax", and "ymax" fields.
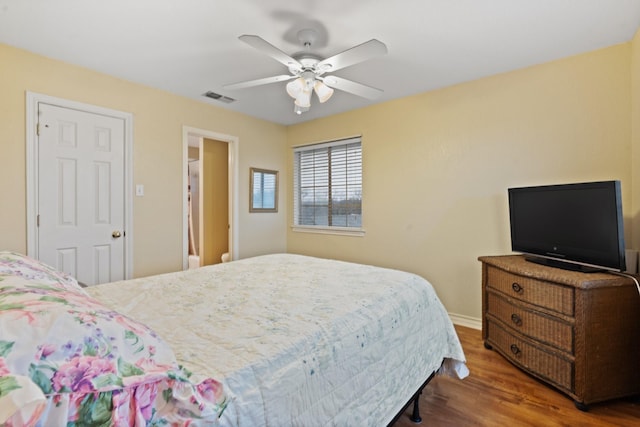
[{"xmin": 410, "ymin": 392, "xmax": 422, "ymax": 423}]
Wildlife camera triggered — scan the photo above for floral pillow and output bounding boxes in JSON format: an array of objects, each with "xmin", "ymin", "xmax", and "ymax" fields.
[
  {"xmin": 0, "ymin": 251, "xmax": 85, "ymax": 294},
  {"xmin": 0, "ymin": 253, "xmax": 227, "ymax": 426}
]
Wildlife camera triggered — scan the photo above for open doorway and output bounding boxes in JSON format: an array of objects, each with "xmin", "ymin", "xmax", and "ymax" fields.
[{"xmin": 182, "ymin": 127, "xmax": 238, "ymax": 270}]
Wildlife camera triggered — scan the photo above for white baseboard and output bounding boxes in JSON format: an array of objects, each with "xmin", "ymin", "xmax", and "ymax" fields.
[{"xmin": 449, "ymin": 312, "xmax": 482, "ymax": 330}]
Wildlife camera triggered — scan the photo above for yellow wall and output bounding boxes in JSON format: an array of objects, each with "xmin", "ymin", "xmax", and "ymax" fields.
[
  {"xmin": 2, "ymin": 37, "xmax": 636, "ymax": 322},
  {"xmin": 287, "ymin": 44, "xmax": 632, "ymax": 321},
  {"xmin": 632, "ymin": 29, "xmax": 640, "ymax": 249},
  {"xmin": 0, "ymin": 43, "xmax": 288, "ymax": 277}
]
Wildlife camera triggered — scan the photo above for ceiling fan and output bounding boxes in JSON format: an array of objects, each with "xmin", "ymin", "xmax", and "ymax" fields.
[{"xmin": 223, "ymin": 29, "xmax": 388, "ymax": 114}]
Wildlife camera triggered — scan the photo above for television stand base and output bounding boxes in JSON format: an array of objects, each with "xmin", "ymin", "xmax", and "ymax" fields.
[{"xmin": 524, "ymin": 255, "xmax": 604, "ymax": 273}]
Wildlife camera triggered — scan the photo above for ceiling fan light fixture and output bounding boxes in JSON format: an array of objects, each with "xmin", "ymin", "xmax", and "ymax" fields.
[
  {"xmin": 286, "ymin": 78, "xmax": 305, "ymax": 98},
  {"xmin": 294, "ymin": 89, "xmax": 312, "ymax": 108},
  {"xmin": 314, "ymin": 81, "xmax": 334, "ymax": 103}
]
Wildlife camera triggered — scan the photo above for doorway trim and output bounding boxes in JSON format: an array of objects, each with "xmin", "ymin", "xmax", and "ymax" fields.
[
  {"xmin": 182, "ymin": 126, "xmax": 238, "ymax": 270},
  {"xmin": 25, "ymin": 91, "xmax": 134, "ymax": 279}
]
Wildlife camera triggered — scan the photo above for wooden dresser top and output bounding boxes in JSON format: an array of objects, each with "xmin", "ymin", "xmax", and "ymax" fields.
[{"xmin": 478, "ymin": 255, "xmax": 632, "ymax": 289}]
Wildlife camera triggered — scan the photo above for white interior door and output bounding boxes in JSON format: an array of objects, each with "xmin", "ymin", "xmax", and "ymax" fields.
[{"xmin": 37, "ymin": 103, "xmax": 125, "ymax": 286}]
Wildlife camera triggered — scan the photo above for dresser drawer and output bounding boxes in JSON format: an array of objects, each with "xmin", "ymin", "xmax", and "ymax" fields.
[
  {"xmin": 486, "ymin": 266, "xmax": 574, "ymax": 316},
  {"xmin": 486, "ymin": 291, "xmax": 574, "ymax": 353},
  {"xmin": 486, "ymin": 320, "xmax": 573, "ymax": 393}
]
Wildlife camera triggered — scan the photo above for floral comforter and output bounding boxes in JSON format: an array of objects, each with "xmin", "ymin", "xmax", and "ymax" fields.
[
  {"xmin": 88, "ymin": 253, "xmax": 468, "ymax": 426},
  {"xmin": 0, "ymin": 251, "xmax": 227, "ymax": 426}
]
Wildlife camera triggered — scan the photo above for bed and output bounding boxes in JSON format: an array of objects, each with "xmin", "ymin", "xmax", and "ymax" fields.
[{"xmin": 0, "ymin": 252, "xmax": 467, "ymax": 426}]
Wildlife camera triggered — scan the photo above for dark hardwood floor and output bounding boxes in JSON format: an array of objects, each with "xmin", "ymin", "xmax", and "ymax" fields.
[{"xmin": 394, "ymin": 325, "xmax": 640, "ymax": 427}]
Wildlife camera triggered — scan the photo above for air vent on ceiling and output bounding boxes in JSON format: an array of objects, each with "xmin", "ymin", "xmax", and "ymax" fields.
[{"xmin": 203, "ymin": 91, "xmax": 235, "ymax": 103}]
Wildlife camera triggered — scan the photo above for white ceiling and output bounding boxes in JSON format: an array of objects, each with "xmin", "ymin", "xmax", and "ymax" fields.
[{"xmin": 1, "ymin": 0, "xmax": 639, "ymax": 126}]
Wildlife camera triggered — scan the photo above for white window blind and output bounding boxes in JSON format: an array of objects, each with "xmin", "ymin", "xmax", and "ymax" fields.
[{"xmin": 293, "ymin": 137, "xmax": 362, "ymax": 229}]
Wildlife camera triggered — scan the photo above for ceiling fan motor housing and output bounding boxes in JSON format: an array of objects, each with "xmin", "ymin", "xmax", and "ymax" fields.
[{"xmin": 289, "ymin": 55, "xmax": 325, "ymax": 75}]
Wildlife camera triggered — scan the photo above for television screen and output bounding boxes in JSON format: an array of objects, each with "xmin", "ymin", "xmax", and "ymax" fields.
[{"xmin": 508, "ymin": 180, "xmax": 626, "ymax": 272}]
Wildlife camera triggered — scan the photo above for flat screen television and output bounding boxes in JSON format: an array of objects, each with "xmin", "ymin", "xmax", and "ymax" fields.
[{"xmin": 508, "ymin": 180, "xmax": 626, "ymax": 272}]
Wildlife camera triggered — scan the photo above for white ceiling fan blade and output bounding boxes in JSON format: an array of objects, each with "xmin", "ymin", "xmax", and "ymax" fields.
[
  {"xmin": 317, "ymin": 39, "xmax": 387, "ymax": 73},
  {"xmin": 321, "ymin": 76, "xmax": 383, "ymax": 100},
  {"xmin": 239, "ymin": 35, "xmax": 302, "ymax": 71},
  {"xmin": 224, "ymin": 74, "xmax": 296, "ymax": 90}
]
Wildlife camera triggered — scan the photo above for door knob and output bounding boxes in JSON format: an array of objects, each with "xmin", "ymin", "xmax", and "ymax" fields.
[{"xmin": 112, "ymin": 231, "xmax": 122, "ymax": 238}]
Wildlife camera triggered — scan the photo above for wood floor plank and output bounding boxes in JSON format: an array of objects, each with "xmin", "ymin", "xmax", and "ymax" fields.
[{"xmin": 393, "ymin": 325, "xmax": 640, "ymax": 426}]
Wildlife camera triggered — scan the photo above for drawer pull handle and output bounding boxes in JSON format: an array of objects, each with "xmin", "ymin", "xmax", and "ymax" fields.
[
  {"xmin": 511, "ymin": 313, "xmax": 523, "ymax": 326},
  {"xmin": 510, "ymin": 344, "xmax": 521, "ymax": 356},
  {"xmin": 511, "ymin": 282, "xmax": 523, "ymax": 293}
]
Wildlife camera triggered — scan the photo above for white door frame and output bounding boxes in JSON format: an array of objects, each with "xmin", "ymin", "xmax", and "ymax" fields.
[
  {"xmin": 182, "ymin": 126, "xmax": 238, "ymax": 270},
  {"xmin": 26, "ymin": 92, "xmax": 134, "ymax": 279}
]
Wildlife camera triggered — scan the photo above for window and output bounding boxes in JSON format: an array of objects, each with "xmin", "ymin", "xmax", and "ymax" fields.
[{"xmin": 293, "ymin": 137, "xmax": 363, "ymax": 233}]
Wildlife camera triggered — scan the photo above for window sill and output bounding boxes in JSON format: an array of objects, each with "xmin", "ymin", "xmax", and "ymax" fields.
[{"xmin": 291, "ymin": 225, "xmax": 366, "ymax": 237}]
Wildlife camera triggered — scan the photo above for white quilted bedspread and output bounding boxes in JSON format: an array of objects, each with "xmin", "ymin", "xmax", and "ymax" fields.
[{"xmin": 88, "ymin": 254, "xmax": 467, "ymax": 426}]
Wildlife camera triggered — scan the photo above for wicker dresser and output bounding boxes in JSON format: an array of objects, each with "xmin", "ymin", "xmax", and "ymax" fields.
[{"xmin": 480, "ymin": 255, "xmax": 640, "ymax": 410}]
